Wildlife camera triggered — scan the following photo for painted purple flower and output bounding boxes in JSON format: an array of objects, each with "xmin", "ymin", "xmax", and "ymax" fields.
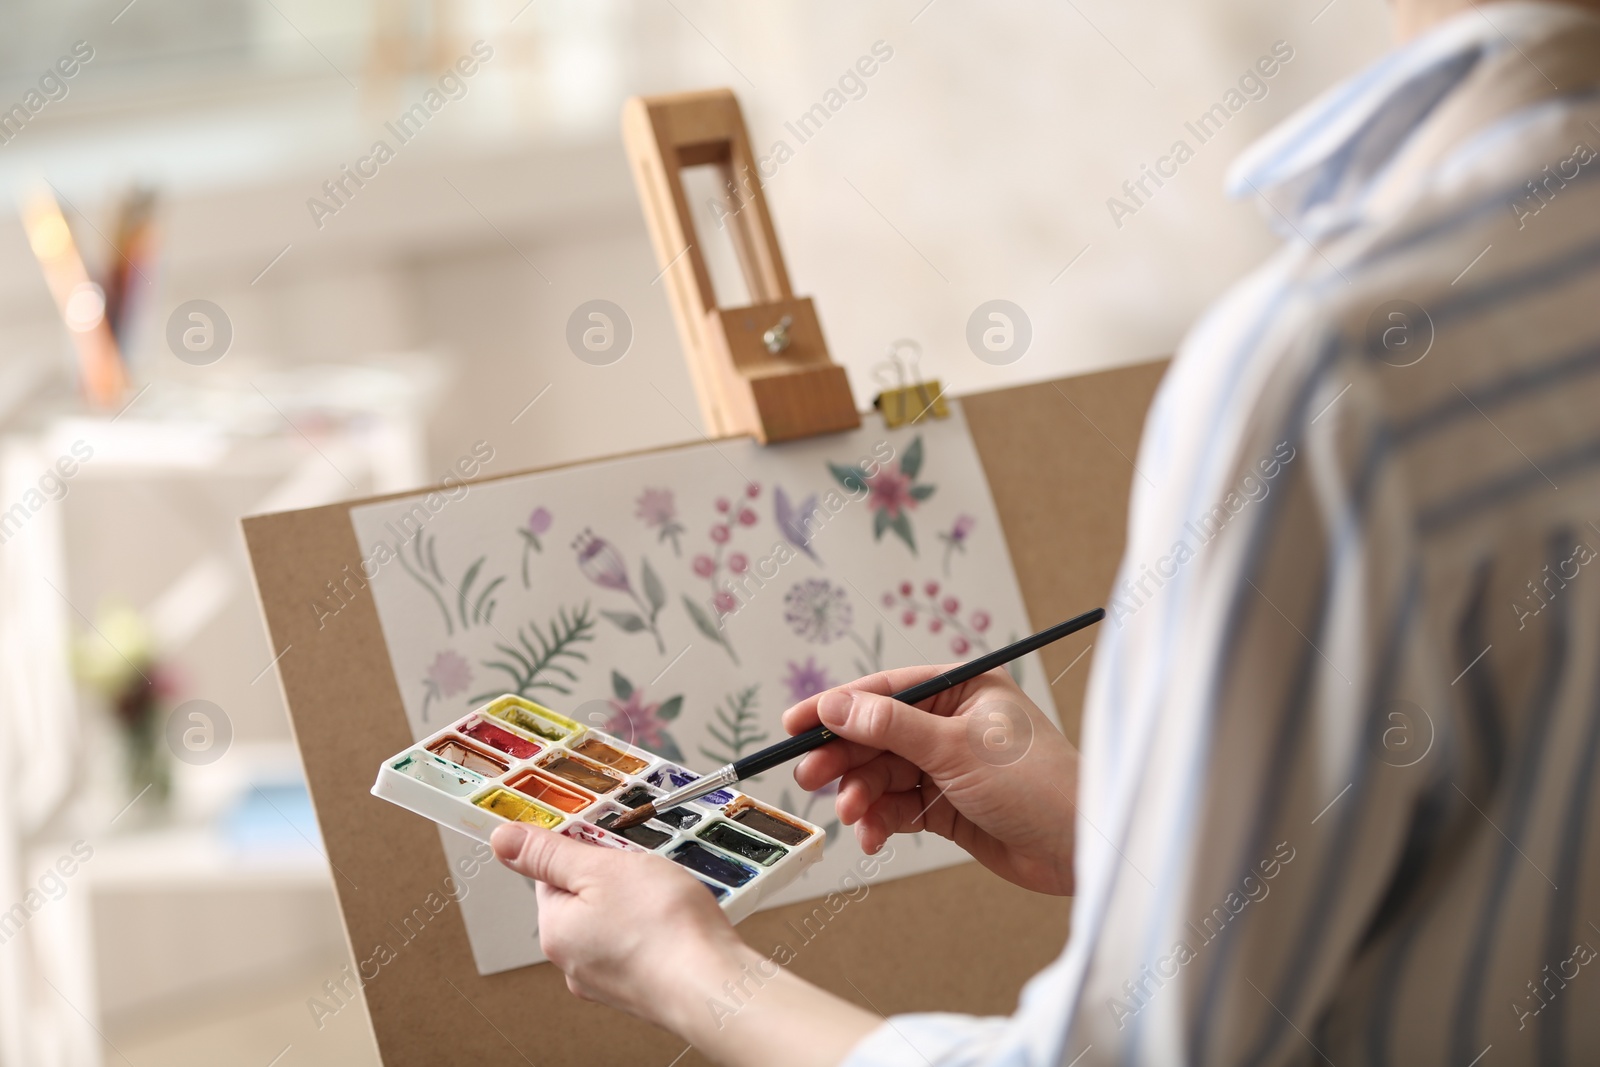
[
  {"xmin": 528, "ymin": 507, "xmax": 553, "ymax": 536},
  {"xmin": 573, "ymin": 528, "xmax": 631, "ymax": 592},
  {"xmin": 775, "ymin": 486, "xmax": 822, "ymax": 563},
  {"xmin": 420, "ymin": 649, "xmax": 472, "ymax": 721},
  {"xmin": 938, "ymin": 513, "xmax": 976, "ymax": 577},
  {"xmin": 784, "ymin": 578, "xmax": 852, "ymax": 643},
  {"xmin": 635, "ymin": 488, "xmax": 685, "ymax": 556},
  {"xmin": 783, "ymin": 657, "xmax": 834, "ymax": 703}
]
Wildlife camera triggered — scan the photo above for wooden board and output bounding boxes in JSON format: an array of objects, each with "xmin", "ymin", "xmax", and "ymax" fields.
[{"xmin": 241, "ymin": 358, "xmax": 1168, "ymax": 1067}]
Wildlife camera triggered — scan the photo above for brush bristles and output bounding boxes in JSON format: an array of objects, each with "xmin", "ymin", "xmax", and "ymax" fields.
[{"xmin": 608, "ymin": 804, "xmax": 655, "ymax": 831}]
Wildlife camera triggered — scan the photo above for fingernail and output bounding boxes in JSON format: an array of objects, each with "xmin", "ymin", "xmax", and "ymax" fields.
[
  {"xmin": 818, "ymin": 689, "xmax": 853, "ymax": 725},
  {"xmin": 491, "ymin": 823, "xmax": 530, "ymax": 860}
]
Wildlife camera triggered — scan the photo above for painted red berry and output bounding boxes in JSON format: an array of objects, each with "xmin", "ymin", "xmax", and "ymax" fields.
[
  {"xmin": 711, "ymin": 525, "xmax": 730, "ymax": 543},
  {"xmin": 971, "ymin": 610, "xmax": 991, "ymax": 632},
  {"xmin": 924, "ymin": 581, "xmax": 940, "ymax": 597},
  {"xmin": 693, "ymin": 555, "xmax": 715, "ymax": 577},
  {"xmin": 899, "ymin": 581, "xmax": 913, "ymax": 596},
  {"xmin": 952, "ymin": 635, "xmax": 970, "ymax": 655},
  {"xmin": 715, "ymin": 497, "xmax": 731, "ymax": 513},
  {"xmin": 928, "ymin": 618, "xmax": 943, "ymax": 633},
  {"xmin": 901, "ymin": 609, "xmax": 917, "ymax": 626},
  {"xmin": 941, "ymin": 596, "xmax": 959, "ymax": 615},
  {"xmin": 745, "ymin": 482, "xmax": 761, "ymax": 498},
  {"xmin": 737, "ymin": 508, "xmax": 757, "ymax": 526},
  {"xmin": 728, "ymin": 552, "xmax": 749, "ymax": 574}
]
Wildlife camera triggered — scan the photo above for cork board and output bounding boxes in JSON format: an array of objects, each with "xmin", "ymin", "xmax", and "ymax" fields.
[{"xmin": 241, "ymin": 358, "xmax": 1167, "ymax": 1067}]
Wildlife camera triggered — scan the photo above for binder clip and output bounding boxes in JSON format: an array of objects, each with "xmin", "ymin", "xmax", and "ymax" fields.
[{"xmin": 872, "ymin": 340, "xmax": 948, "ymax": 429}]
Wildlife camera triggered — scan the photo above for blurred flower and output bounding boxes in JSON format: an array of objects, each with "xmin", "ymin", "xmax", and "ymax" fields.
[
  {"xmin": 783, "ymin": 657, "xmax": 835, "ymax": 703},
  {"xmin": 518, "ymin": 507, "xmax": 553, "ymax": 586},
  {"xmin": 938, "ymin": 514, "xmax": 976, "ymax": 577},
  {"xmin": 775, "ymin": 486, "xmax": 822, "ymax": 564},
  {"xmin": 635, "ymin": 488, "xmax": 685, "ymax": 556},
  {"xmin": 573, "ymin": 529, "xmax": 630, "ymax": 592},
  {"xmin": 527, "ymin": 507, "xmax": 553, "ymax": 535},
  {"xmin": 606, "ymin": 691, "xmax": 668, "ymax": 753},
  {"xmin": 785, "ymin": 579, "xmax": 852, "ymax": 643},
  {"xmin": 421, "ymin": 649, "xmax": 472, "ymax": 721},
  {"xmin": 866, "ymin": 467, "xmax": 916, "ymax": 519}
]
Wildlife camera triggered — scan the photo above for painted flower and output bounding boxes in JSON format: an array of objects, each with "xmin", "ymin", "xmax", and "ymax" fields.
[
  {"xmin": 605, "ymin": 671, "xmax": 684, "ymax": 762},
  {"xmin": 938, "ymin": 514, "xmax": 977, "ymax": 577},
  {"xmin": 786, "ymin": 578, "xmax": 853, "ymax": 643},
  {"xmin": 635, "ymin": 488, "xmax": 685, "ymax": 556},
  {"xmin": 518, "ymin": 508, "xmax": 553, "ymax": 587},
  {"xmin": 866, "ymin": 467, "xmax": 916, "ymax": 518},
  {"xmin": 421, "ymin": 649, "xmax": 472, "ymax": 721},
  {"xmin": 573, "ymin": 529, "xmax": 631, "ymax": 592},
  {"xmin": 829, "ymin": 435, "xmax": 934, "ymax": 554},
  {"xmin": 775, "ymin": 486, "xmax": 822, "ymax": 564},
  {"xmin": 783, "ymin": 656, "xmax": 835, "ymax": 703}
]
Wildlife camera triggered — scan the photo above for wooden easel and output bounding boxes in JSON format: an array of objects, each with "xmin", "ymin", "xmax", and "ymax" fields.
[
  {"xmin": 622, "ymin": 89, "xmax": 860, "ymax": 443},
  {"xmin": 243, "ymin": 86, "xmax": 1171, "ymax": 1066}
]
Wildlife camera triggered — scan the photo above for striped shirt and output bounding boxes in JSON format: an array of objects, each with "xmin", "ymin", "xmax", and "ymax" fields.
[{"xmin": 843, "ymin": 4, "xmax": 1600, "ymax": 1065}]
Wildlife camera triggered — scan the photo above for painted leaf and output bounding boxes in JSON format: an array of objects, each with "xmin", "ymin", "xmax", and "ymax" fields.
[
  {"xmin": 828, "ymin": 462, "xmax": 868, "ymax": 495},
  {"xmin": 656, "ymin": 694, "xmax": 684, "ymax": 722},
  {"xmin": 683, "ymin": 595, "xmax": 723, "ymax": 642},
  {"xmin": 910, "ymin": 484, "xmax": 936, "ymax": 501},
  {"xmin": 612, "ymin": 670, "xmax": 633, "ymax": 700},
  {"xmin": 901, "ymin": 435, "xmax": 925, "ymax": 480},
  {"xmin": 873, "ymin": 506, "xmax": 891, "ymax": 541},
  {"xmin": 601, "ymin": 610, "xmax": 647, "ymax": 633},
  {"xmin": 641, "ymin": 556, "xmax": 666, "ymax": 614},
  {"xmin": 889, "ymin": 512, "xmax": 916, "ymax": 553}
]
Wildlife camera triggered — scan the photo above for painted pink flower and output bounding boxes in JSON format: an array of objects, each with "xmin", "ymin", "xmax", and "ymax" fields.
[
  {"xmin": 573, "ymin": 529, "xmax": 630, "ymax": 591},
  {"xmin": 421, "ymin": 649, "xmax": 471, "ymax": 721},
  {"xmin": 728, "ymin": 552, "xmax": 749, "ymax": 574},
  {"xmin": 634, "ymin": 489, "xmax": 674, "ymax": 526},
  {"xmin": 693, "ymin": 554, "xmax": 716, "ymax": 578},
  {"xmin": 865, "ymin": 467, "xmax": 916, "ymax": 518},
  {"xmin": 971, "ymin": 611, "xmax": 991, "ymax": 633},
  {"xmin": 605, "ymin": 691, "xmax": 667, "ymax": 752}
]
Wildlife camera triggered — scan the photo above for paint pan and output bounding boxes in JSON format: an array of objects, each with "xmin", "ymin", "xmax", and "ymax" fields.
[
  {"xmin": 563, "ymin": 822, "xmax": 641, "ymax": 851},
  {"xmin": 617, "ymin": 783, "xmax": 702, "ymax": 829},
  {"xmin": 723, "ymin": 798, "xmax": 814, "ymax": 846},
  {"xmin": 669, "ymin": 841, "xmax": 758, "ymax": 888},
  {"xmin": 572, "ymin": 736, "xmax": 648, "ymax": 774},
  {"xmin": 699, "ymin": 821, "xmax": 787, "ymax": 866},
  {"xmin": 393, "ymin": 752, "xmax": 483, "ymax": 796},
  {"xmin": 428, "ymin": 736, "xmax": 509, "ymax": 777},
  {"xmin": 483, "ymin": 696, "xmax": 578, "ymax": 742},
  {"xmin": 615, "ymin": 784, "xmax": 658, "ymax": 808},
  {"xmin": 474, "ymin": 788, "xmax": 563, "ymax": 828},
  {"xmin": 646, "ymin": 763, "xmax": 734, "ymax": 805},
  {"xmin": 457, "ymin": 716, "xmax": 542, "ymax": 760},
  {"xmin": 594, "ymin": 808, "xmax": 674, "ymax": 850},
  {"xmin": 538, "ymin": 752, "xmax": 625, "ymax": 795},
  {"xmin": 505, "ymin": 769, "xmax": 594, "ymax": 814}
]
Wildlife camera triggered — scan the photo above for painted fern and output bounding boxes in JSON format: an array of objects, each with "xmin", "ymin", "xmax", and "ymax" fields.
[
  {"xmin": 474, "ymin": 603, "xmax": 595, "ymax": 702},
  {"xmin": 699, "ymin": 684, "xmax": 766, "ymax": 766}
]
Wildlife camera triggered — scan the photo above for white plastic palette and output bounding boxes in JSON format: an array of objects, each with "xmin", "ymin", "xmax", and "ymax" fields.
[{"xmin": 372, "ymin": 694, "xmax": 825, "ymax": 923}]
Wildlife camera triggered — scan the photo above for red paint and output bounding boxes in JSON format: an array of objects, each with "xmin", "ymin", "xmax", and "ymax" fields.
[{"xmin": 459, "ymin": 716, "xmax": 541, "ymax": 760}]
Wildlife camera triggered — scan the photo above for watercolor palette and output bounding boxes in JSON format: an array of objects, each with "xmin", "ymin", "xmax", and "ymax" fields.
[{"xmin": 372, "ymin": 695, "xmax": 826, "ymax": 925}]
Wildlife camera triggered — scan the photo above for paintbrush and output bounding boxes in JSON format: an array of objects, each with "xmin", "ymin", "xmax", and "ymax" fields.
[{"xmin": 610, "ymin": 606, "xmax": 1105, "ymax": 831}]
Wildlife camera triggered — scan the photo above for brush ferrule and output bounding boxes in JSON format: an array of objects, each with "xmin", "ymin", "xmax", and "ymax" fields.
[{"xmin": 651, "ymin": 763, "xmax": 738, "ymax": 812}]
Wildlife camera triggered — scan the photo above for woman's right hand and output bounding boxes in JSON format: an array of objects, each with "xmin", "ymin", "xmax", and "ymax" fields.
[{"xmin": 781, "ymin": 665, "xmax": 1079, "ymax": 896}]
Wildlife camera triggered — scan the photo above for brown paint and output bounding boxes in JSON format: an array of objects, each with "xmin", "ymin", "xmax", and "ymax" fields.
[
  {"xmin": 538, "ymin": 752, "xmax": 624, "ymax": 795},
  {"xmin": 725, "ymin": 799, "xmax": 812, "ymax": 846},
  {"xmin": 572, "ymin": 737, "xmax": 649, "ymax": 774}
]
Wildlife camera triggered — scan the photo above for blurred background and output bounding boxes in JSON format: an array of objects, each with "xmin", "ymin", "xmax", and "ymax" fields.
[{"xmin": 0, "ymin": 0, "xmax": 1389, "ymax": 1063}]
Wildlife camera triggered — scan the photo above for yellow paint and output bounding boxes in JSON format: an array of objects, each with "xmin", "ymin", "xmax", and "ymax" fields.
[
  {"xmin": 482, "ymin": 695, "xmax": 578, "ymax": 742},
  {"xmin": 474, "ymin": 788, "xmax": 564, "ymax": 828}
]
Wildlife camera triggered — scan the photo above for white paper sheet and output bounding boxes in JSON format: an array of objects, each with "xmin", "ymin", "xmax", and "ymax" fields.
[{"xmin": 350, "ymin": 404, "xmax": 1057, "ymax": 974}]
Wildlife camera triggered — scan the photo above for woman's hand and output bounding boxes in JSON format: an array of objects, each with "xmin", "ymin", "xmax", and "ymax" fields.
[
  {"xmin": 491, "ymin": 823, "xmax": 880, "ymax": 1067},
  {"xmin": 783, "ymin": 665, "xmax": 1079, "ymax": 896}
]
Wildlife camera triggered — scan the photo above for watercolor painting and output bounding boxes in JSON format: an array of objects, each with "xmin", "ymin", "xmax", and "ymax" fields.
[{"xmin": 350, "ymin": 405, "xmax": 1056, "ymax": 976}]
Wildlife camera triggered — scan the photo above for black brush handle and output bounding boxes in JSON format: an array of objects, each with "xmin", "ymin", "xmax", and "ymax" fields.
[{"xmin": 730, "ymin": 607, "xmax": 1105, "ymax": 782}]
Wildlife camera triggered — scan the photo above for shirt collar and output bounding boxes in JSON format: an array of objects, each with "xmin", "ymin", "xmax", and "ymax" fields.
[{"xmin": 1226, "ymin": 2, "xmax": 1595, "ymax": 238}]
